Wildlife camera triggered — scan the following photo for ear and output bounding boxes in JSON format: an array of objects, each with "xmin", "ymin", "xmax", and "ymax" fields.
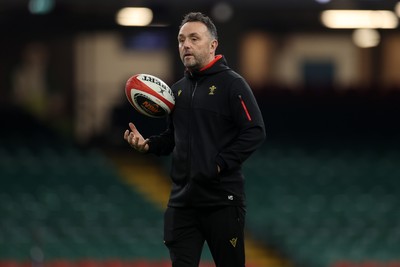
[{"xmin": 210, "ymin": 39, "xmax": 218, "ymax": 54}]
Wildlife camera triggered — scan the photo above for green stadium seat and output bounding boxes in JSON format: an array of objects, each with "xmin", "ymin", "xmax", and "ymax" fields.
[{"xmin": 244, "ymin": 142, "xmax": 400, "ymax": 266}]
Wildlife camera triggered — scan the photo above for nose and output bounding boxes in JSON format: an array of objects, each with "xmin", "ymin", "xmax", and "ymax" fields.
[{"xmin": 182, "ymin": 39, "xmax": 191, "ymax": 49}]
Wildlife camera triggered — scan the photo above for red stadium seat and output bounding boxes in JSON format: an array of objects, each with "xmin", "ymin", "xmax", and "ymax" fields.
[
  {"xmin": 76, "ymin": 259, "xmax": 102, "ymax": 267},
  {"xmin": 44, "ymin": 260, "xmax": 75, "ymax": 267},
  {"xmin": 124, "ymin": 260, "xmax": 150, "ymax": 267},
  {"xmin": 0, "ymin": 260, "xmax": 20, "ymax": 267},
  {"xmin": 199, "ymin": 262, "xmax": 214, "ymax": 267},
  {"xmin": 331, "ymin": 260, "xmax": 358, "ymax": 267},
  {"xmin": 387, "ymin": 261, "xmax": 400, "ymax": 267},
  {"xmin": 153, "ymin": 261, "xmax": 171, "ymax": 267},
  {"xmin": 360, "ymin": 261, "xmax": 385, "ymax": 267},
  {"xmin": 102, "ymin": 260, "xmax": 126, "ymax": 267}
]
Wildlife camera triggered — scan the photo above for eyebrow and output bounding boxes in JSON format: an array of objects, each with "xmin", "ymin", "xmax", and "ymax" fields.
[{"xmin": 178, "ymin": 32, "xmax": 201, "ymax": 39}]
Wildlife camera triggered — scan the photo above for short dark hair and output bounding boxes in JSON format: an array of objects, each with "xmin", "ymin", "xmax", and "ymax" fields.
[{"xmin": 180, "ymin": 12, "xmax": 218, "ymax": 40}]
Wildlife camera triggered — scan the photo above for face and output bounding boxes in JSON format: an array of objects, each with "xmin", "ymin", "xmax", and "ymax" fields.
[{"xmin": 178, "ymin": 21, "xmax": 218, "ymax": 71}]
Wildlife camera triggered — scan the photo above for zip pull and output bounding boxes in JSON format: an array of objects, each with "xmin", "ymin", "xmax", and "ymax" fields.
[
  {"xmin": 238, "ymin": 95, "xmax": 252, "ymax": 121},
  {"xmin": 192, "ymin": 82, "xmax": 198, "ymax": 98}
]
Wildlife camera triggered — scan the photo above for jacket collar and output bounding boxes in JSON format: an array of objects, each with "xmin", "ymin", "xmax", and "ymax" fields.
[
  {"xmin": 199, "ymin": 55, "xmax": 223, "ymax": 72},
  {"xmin": 185, "ymin": 55, "xmax": 228, "ymax": 79}
]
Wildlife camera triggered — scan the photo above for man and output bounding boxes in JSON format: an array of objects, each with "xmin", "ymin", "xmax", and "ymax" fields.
[{"xmin": 124, "ymin": 12, "xmax": 266, "ymax": 267}]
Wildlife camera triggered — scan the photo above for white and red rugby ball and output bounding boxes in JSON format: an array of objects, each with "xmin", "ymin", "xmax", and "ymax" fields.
[{"xmin": 125, "ymin": 74, "xmax": 175, "ymax": 118}]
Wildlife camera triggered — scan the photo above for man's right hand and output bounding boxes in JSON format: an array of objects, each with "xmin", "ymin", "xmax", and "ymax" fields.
[{"xmin": 123, "ymin": 122, "xmax": 149, "ymax": 153}]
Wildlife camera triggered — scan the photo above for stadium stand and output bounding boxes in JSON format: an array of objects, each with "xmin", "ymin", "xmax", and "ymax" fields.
[
  {"xmin": 242, "ymin": 90, "xmax": 400, "ymax": 267},
  {"xmin": 244, "ymin": 142, "xmax": 400, "ymax": 267},
  {"xmin": 0, "ymin": 108, "xmax": 170, "ymax": 266},
  {"xmin": 2, "ymin": 88, "xmax": 400, "ymax": 267}
]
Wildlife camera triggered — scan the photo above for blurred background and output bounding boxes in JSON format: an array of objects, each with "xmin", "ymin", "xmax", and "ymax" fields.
[{"xmin": 1, "ymin": 0, "xmax": 400, "ymax": 267}]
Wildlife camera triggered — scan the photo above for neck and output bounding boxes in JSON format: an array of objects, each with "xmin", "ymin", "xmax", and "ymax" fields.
[{"xmin": 199, "ymin": 55, "xmax": 222, "ymax": 71}]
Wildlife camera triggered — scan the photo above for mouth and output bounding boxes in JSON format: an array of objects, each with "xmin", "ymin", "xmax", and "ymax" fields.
[{"xmin": 183, "ymin": 53, "xmax": 193, "ymax": 59}]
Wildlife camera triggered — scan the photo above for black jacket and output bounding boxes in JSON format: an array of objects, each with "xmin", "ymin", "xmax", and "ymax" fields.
[{"xmin": 147, "ymin": 55, "xmax": 266, "ymax": 207}]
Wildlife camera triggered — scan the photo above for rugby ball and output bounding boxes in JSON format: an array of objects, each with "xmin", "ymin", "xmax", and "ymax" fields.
[{"xmin": 125, "ymin": 74, "xmax": 175, "ymax": 118}]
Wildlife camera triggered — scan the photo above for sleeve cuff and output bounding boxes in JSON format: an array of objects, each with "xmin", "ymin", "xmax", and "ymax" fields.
[{"xmin": 216, "ymin": 156, "xmax": 227, "ymax": 173}]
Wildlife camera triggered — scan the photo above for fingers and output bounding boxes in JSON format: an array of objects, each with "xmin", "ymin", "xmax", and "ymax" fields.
[
  {"xmin": 124, "ymin": 123, "xmax": 149, "ymax": 153},
  {"xmin": 143, "ymin": 138, "xmax": 149, "ymax": 146},
  {"xmin": 140, "ymin": 139, "xmax": 150, "ymax": 153},
  {"xmin": 124, "ymin": 129, "xmax": 129, "ymax": 140},
  {"xmin": 129, "ymin": 122, "xmax": 139, "ymax": 134},
  {"xmin": 123, "ymin": 123, "xmax": 136, "ymax": 144},
  {"xmin": 131, "ymin": 135, "xmax": 148, "ymax": 153},
  {"xmin": 128, "ymin": 132, "xmax": 137, "ymax": 146},
  {"xmin": 133, "ymin": 135, "xmax": 139, "ymax": 147}
]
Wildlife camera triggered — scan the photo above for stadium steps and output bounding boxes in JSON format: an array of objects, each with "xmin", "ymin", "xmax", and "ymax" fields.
[
  {"xmin": 243, "ymin": 143, "xmax": 400, "ymax": 267},
  {"xmin": 107, "ymin": 151, "xmax": 291, "ymax": 267},
  {"xmin": 0, "ymin": 143, "xmax": 169, "ymax": 261},
  {"xmin": 108, "ymin": 152, "xmax": 171, "ymax": 210}
]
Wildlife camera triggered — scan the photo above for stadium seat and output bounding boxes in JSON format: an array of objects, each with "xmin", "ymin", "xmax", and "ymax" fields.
[
  {"xmin": 244, "ymin": 142, "xmax": 400, "ymax": 267},
  {"xmin": 0, "ymin": 260, "xmax": 20, "ymax": 267}
]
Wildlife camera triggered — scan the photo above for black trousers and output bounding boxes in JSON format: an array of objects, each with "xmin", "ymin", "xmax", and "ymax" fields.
[{"xmin": 163, "ymin": 205, "xmax": 246, "ymax": 267}]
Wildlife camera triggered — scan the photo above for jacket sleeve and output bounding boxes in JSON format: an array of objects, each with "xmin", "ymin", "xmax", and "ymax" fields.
[
  {"xmin": 146, "ymin": 117, "xmax": 175, "ymax": 156},
  {"xmin": 215, "ymin": 78, "xmax": 266, "ymax": 172}
]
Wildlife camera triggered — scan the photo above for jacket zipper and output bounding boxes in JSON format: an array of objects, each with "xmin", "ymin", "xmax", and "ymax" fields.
[
  {"xmin": 238, "ymin": 95, "xmax": 252, "ymax": 121},
  {"xmin": 192, "ymin": 82, "xmax": 198, "ymax": 98},
  {"xmin": 187, "ymin": 81, "xmax": 198, "ymax": 180}
]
